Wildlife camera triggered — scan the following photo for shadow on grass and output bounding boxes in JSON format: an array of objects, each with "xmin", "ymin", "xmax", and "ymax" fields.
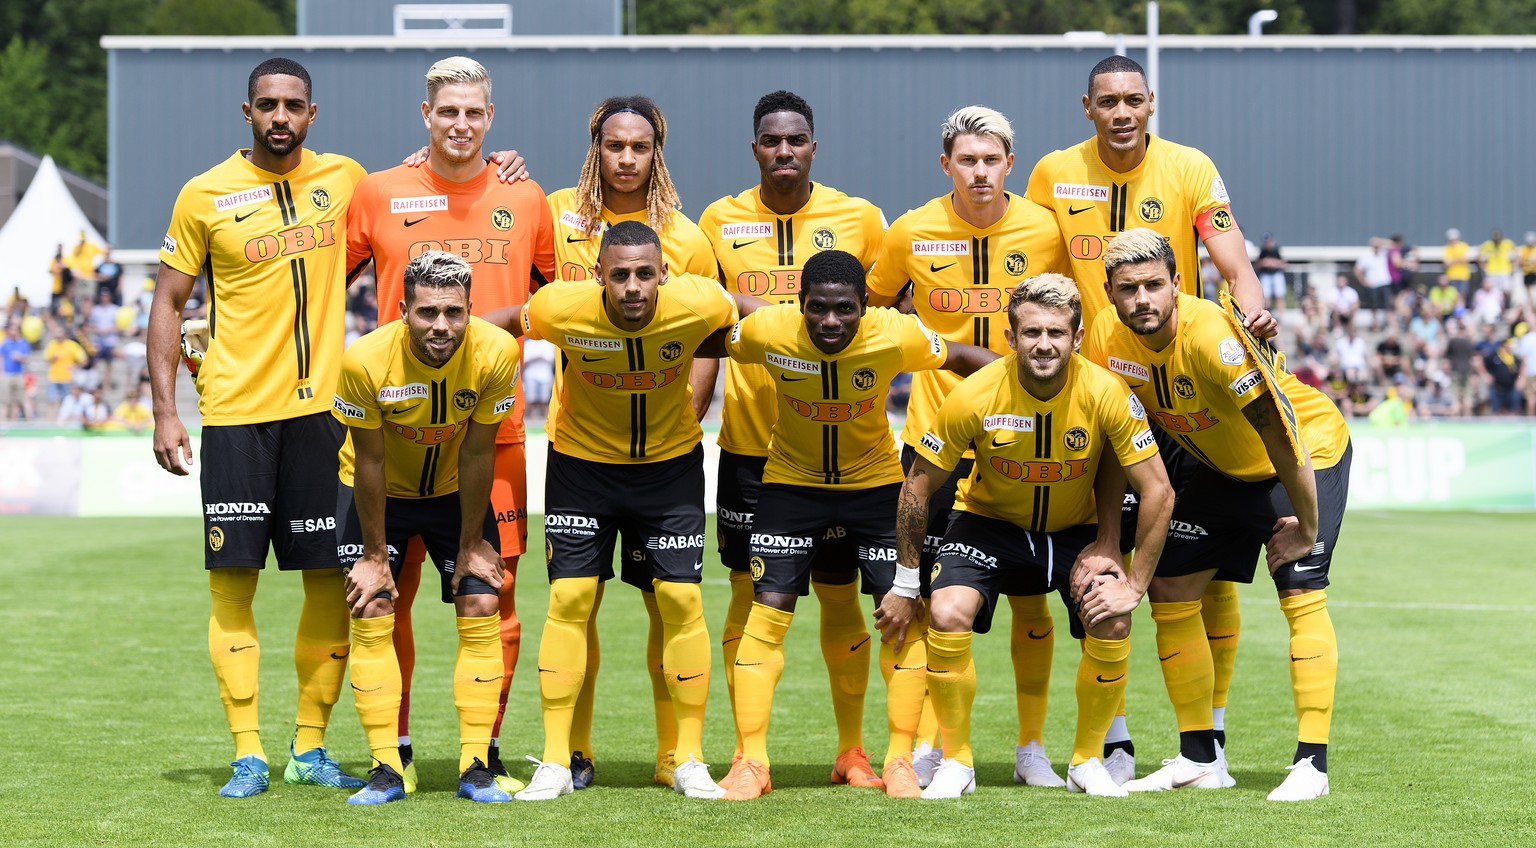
[{"xmin": 163, "ymin": 766, "xmax": 238, "ymax": 787}]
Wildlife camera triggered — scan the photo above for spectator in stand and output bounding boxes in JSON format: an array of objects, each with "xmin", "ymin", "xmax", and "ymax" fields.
[
  {"xmin": 1419, "ymin": 378, "xmax": 1457, "ymax": 418},
  {"xmin": 1326, "ymin": 273, "xmax": 1360, "ymax": 330},
  {"xmin": 1333, "ymin": 323, "xmax": 1369, "ymax": 386},
  {"xmin": 1408, "ymin": 302, "xmax": 1443, "ymax": 350},
  {"xmin": 1482, "ymin": 331, "xmax": 1522, "ymax": 415},
  {"xmin": 1514, "ymin": 320, "xmax": 1536, "ymax": 416},
  {"xmin": 110, "ymin": 383, "xmax": 154, "ymax": 432},
  {"xmin": 1478, "ymin": 228, "xmax": 1516, "ymax": 304},
  {"xmin": 1520, "ymin": 233, "xmax": 1536, "ymax": 309},
  {"xmin": 1428, "ymin": 274, "xmax": 1463, "ymax": 320},
  {"xmin": 1367, "ymin": 384, "xmax": 1414, "ymax": 427},
  {"xmin": 1387, "ymin": 234, "xmax": 1417, "ymax": 296},
  {"xmin": 57, "ymin": 384, "xmax": 89, "ymax": 426},
  {"xmin": 94, "ymin": 245, "xmax": 123, "ymax": 305},
  {"xmin": 3, "ymin": 320, "xmax": 31, "ymax": 421},
  {"xmin": 1444, "ymin": 318, "xmax": 1479, "ymax": 417},
  {"xmin": 1373, "ymin": 331, "xmax": 1404, "ymax": 386},
  {"xmin": 521, "ymin": 337, "xmax": 555, "ymax": 421},
  {"xmin": 343, "ymin": 311, "xmax": 370, "ymax": 349},
  {"xmin": 1443, "ymin": 228, "xmax": 1472, "ymax": 298},
  {"xmin": 86, "ymin": 288, "xmax": 121, "ymax": 392},
  {"xmin": 80, "ymin": 387, "xmax": 112, "ymax": 431},
  {"xmin": 1470, "ymin": 276, "xmax": 1506, "ymax": 328},
  {"xmin": 1354, "ymin": 238, "xmax": 1393, "ymax": 330},
  {"xmin": 49, "ymin": 244, "xmax": 74, "ymax": 318},
  {"xmin": 43, "ymin": 321, "xmax": 88, "ymax": 418},
  {"xmin": 1256, "ymin": 231, "xmax": 1287, "ymax": 312}
]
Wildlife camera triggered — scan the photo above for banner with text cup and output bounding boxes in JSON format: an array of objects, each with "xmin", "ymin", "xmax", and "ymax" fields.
[{"xmin": 1345, "ymin": 422, "xmax": 1536, "ymax": 511}]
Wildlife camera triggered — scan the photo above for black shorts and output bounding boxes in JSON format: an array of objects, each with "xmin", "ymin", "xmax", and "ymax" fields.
[
  {"xmin": 716, "ymin": 450, "xmax": 768, "ymax": 572},
  {"xmin": 335, "ymin": 485, "xmax": 500, "ymax": 604},
  {"xmin": 1123, "ymin": 441, "xmax": 1351, "ymax": 591},
  {"xmin": 749, "ymin": 482, "xmax": 901, "ymax": 597},
  {"xmin": 929, "ymin": 511, "xmax": 1090, "ymax": 637},
  {"xmin": 900, "ymin": 444, "xmax": 973, "ymax": 578},
  {"xmin": 200, "ymin": 412, "xmax": 343, "ymax": 570},
  {"xmin": 544, "ymin": 445, "xmax": 706, "ymax": 590}
]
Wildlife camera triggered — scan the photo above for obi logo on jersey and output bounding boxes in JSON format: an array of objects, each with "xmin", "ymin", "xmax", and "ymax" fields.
[
  {"xmin": 928, "ymin": 287, "xmax": 1003, "ymax": 314},
  {"xmin": 785, "ymin": 396, "xmax": 879, "ymax": 422},
  {"xmin": 987, "ymin": 456, "xmax": 1090, "ymax": 483},
  {"xmin": 408, "ymin": 239, "xmax": 512, "ymax": 265},
  {"xmin": 384, "ymin": 420, "xmax": 464, "ymax": 445},
  {"xmin": 735, "ymin": 269, "xmax": 802, "ymax": 299},
  {"xmin": 244, "ymin": 220, "xmax": 336, "ymax": 263},
  {"xmin": 579, "ymin": 364, "xmax": 684, "ymax": 390}
]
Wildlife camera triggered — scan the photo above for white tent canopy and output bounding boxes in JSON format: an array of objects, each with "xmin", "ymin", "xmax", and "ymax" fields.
[{"xmin": 0, "ymin": 155, "xmax": 106, "ymax": 307}]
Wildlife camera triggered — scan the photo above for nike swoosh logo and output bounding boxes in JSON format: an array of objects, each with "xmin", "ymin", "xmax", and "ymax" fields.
[
  {"xmin": 404, "ymin": 217, "xmax": 429, "ymax": 227},
  {"xmin": 929, "ymin": 262, "xmax": 956, "ymax": 273},
  {"xmin": 693, "ymin": 561, "xmax": 704, "ymax": 571},
  {"xmin": 234, "ymin": 210, "xmax": 258, "ymax": 223},
  {"xmin": 474, "ymin": 675, "xmax": 503, "ymax": 683},
  {"xmin": 734, "ymin": 660, "xmax": 763, "ymax": 667},
  {"xmin": 229, "ymin": 645, "xmax": 256, "ymax": 652},
  {"xmin": 1095, "ymin": 674, "xmax": 1125, "ymax": 683},
  {"xmin": 330, "ymin": 651, "xmax": 349, "ymax": 660},
  {"xmin": 538, "ymin": 667, "xmax": 556, "ymax": 674},
  {"xmin": 1158, "ymin": 652, "xmax": 1181, "ymax": 662},
  {"xmin": 992, "ymin": 436, "xmax": 1018, "ymax": 448},
  {"xmin": 732, "ymin": 239, "xmax": 760, "ymax": 250},
  {"xmin": 893, "ymin": 665, "xmax": 924, "ymax": 671},
  {"xmin": 1026, "ymin": 628, "xmax": 1052, "ymax": 640},
  {"xmin": 928, "ymin": 668, "xmax": 951, "ymax": 675},
  {"xmin": 1207, "ymin": 634, "xmax": 1235, "ymax": 640},
  {"xmin": 1172, "ymin": 770, "xmax": 1214, "ymax": 789},
  {"xmin": 850, "ymin": 636, "xmax": 871, "ymax": 652},
  {"xmin": 581, "ymin": 354, "xmax": 608, "ymax": 362},
  {"xmin": 1292, "ymin": 564, "xmax": 1323, "ymax": 571},
  {"xmin": 676, "ymin": 672, "xmax": 705, "ymax": 681},
  {"xmin": 1068, "ymin": 206, "xmax": 1093, "ymax": 215},
  {"xmin": 565, "ymin": 234, "xmax": 588, "ymax": 243},
  {"xmin": 779, "ymin": 373, "xmax": 808, "ymax": 382},
  {"xmin": 721, "ymin": 636, "xmax": 742, "ymax": 646},
  {"xmin": 1290, "ymin": 654, "xmax": 1322, "ymax": 662},
  {"xmin": 351, "ymin": 683, "xmax": 381, "ymax": 692},
  {"xmin": 388, "ymin": 403, "xmax": 420, "ymax": 415}
]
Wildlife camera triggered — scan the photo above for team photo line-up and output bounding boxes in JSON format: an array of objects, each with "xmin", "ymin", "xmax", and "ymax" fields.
[{"xmin": 147, "ymin": 50, "xmax": 1347, "ymax": 806}]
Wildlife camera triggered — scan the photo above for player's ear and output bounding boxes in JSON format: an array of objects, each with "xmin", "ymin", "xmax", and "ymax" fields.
[
  {"xmin": 1073, "ymin": 325, "xmax": 1085, "ymax": 350},
  {"xmin": 1081, "ymin": 92, "xmax": 1092, "ymax": 119},
  {"xmin": 1146, "ymin": 90, "xmax": 1156, "ymax": 116},
  {"xmin": 398, "ymin": 299, "xmax": 407, "ymax": 319},
  {"xmin": 1003, "ymin": 152, "xmax": 1014, "ymax": 176},
  {"xmin": 420, "ymin": 100, "xmax": 432, "ymax": 129},
  {"xmin": 940, "ymin": 153, "xmax": 950, "ymax": 176},
  {"xmin": 485, "ymin": 102, "xmax": 494, "ymax": 126},
  {"xmin": 242, "ymin": 102, "xmax": 253, "ymax": 125},
  {"xmin": 658, "ymin": 260, "xmax": 669, "ymax": 285},
  {"xmin": 1004, "ymin": 325, "xmax": 1016, "ymax": 350}
]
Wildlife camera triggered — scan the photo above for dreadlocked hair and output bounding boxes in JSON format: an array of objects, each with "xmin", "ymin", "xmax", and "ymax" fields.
[{"xmin": 574, "ymin": 95, "xmax": 681, "ymax": 238}]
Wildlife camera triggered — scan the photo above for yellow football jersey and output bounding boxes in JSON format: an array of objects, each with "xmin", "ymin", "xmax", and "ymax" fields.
[
  {"xmin": 333, "ymin": 317, "xmax": 520, "ymax": 498},
  {"xmin": 546, "ymin": 187, "xmax": 718, "ymax": 282},
  {"xmin": 728, "ymin": 304, "xmax": 947, "ymax": 489},
  {"xmin": 161, "ymin": 149, "xmax": 365, "ymax": 425},
  {"xmin": 523, "ymin": 273, "xmax": 736, "ymax": 464},
  {"xmin": 916, "ymin": 355, "xmax": 1156, "ymax": 532},
  {"xmin": 1083, "ymin": 293, "xmax": 1349, "ymax": 482},
  {"xmin": 867, "ymin": 192, "xmax": 1068, "ymax": 453},
  {"xmin": 700, "ymin": 183, "xmax": 886, "ymax": 456},
  {"xmin": 1026, "ymin": 135, "xmax": 1232, "ymax": 330}
]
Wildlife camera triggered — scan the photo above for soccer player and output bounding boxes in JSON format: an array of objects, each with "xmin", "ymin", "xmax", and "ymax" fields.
[
  {"xmin": 868, "ymin": 104, "xmax": 1074, "ymax": 787},
  {"xmin": 715, "ymin": 250, "xmax": 995, "ymax": 800},
  {"xmin": 345, "ymin": 56, "xmax": 554, "ymax": 793},
  {"xmin": 904, "ymin": 273, "xmax": 1172, "ymax": 798},
  {"xmin": 1083, "ymin": 228, "xmax": 1350, "ymax": 801},
  {"xmin": 1027, "ymin": 55, "xmax": 1275, "ymax": 772},
  {"xmin": 149, "ymin": 58, "xmax": 367, "ymax": 798},
  {"xmin": 501, "ymin": 221, "xmax": 740, "ymax": 801},
  {"xmin": 545, "ymin": 95, "xmax": 717, "ymax": 789},
  {"xmin": 698, "ymin": 91, "xmax": 889, "ymax": 787},
  {"xmin": 333, "ymin": 251, "xmax": 520, "ymax": 805}
]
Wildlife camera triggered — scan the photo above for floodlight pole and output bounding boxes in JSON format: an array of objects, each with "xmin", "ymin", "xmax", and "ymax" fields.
[
  {"xmin": 1146, "ymin": 1, "xmax": 1159, "ymax": 137},
  {"xmin": 1249, "ymin": 10, "xmax": 1279, "ymax": 37}
]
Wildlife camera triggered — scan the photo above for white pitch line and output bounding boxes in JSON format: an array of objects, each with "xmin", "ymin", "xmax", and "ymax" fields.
[{"xmin": 1240, "ymin": 599, "xmax": 1536, "ymax": 613}]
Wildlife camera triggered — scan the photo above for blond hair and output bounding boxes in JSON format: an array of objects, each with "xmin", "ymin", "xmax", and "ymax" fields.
[
  {"xmin": 575, "ymin": 96, "xmax": 681, "ymax": 237},
  {"xmin": 1007, "ymin": 272, "xmax": 1081, "ymax": 331},
  {"xmin": 1102, "ymin": 227, "xmax": 1176, "ymax": 281},
  {"xmin": 403, "ymin": 250, "xmax": 472, "ymax": 301},
  {"xmin": 425, "ymin": 56, "xmax": 490, "ymax": 104},
  {"xmin": 941, "ymin": 105, "xmax": 1014, "ymax": 156}
]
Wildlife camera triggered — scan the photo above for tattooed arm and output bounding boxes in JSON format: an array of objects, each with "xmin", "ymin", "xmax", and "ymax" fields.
[
  {"xmin": 873, "ymin": 454, "xmax": 943, "ymax": 650},
  {"xmin": 1243, "ymin": 387, "xmax": 1319, "ymax": 571}
]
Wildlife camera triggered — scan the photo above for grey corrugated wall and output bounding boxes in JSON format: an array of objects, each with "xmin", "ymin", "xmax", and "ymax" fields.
[
  {"xmin": 296, "ymin": 0, "xmax": 621, "ymax": 36},
  {"xmin": 107, "ymin": 39, "xmax": 1531, "ymax": 252}
]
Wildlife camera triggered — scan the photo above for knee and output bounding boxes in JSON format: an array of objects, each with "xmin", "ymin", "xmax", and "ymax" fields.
[
  {"xmin": 460, "ymin": 593, "xmax": 499, "ymax": 619},
  {"xmin": 1087, "ymin": 614, "xmax": 1131, "ymax": 641},
  {"xmin": 754, "ymin": 591, "xmax": 797, "ymax": 613},
  {"xmin": 359, "ymin": 596, "xmax": 394, "ymax": 619},
  {"xmin": 928, "ymin": 600, "xmax": 973, "ymax": 635}
]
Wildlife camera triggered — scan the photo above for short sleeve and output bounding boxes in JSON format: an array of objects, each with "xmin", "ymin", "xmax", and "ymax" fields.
[
  {"xmin": 724, "ymin": 311, "xmax": 766, "ymax": 366},
  {"xmin": 1100, "ymin": 378, "xmax": 1159, "ymax": 467},
  {"xmin": 1023, "ymin": 157, "xmax": 1052, "ymax": 207},
  {"xmin": 858, "ymin": 203, "xmax": 887, "ymax": 267},
  {"xmin": 892, "ymin": 311, "xmax": 948, "ymax": 373},
  {"xmin": 1186, "ymin": 150, "xmax": 1236, "ymax": 241},
  {"xmin": 521, "ymin": 288, "xmax": 550, "ymax": 341},
  {"xmin": 919, "ymin": 390, "xmax": 976, "ymax": 472},
  {"xmin": 866, "ymin": 214, "xmax": 911, "ymax": 298},
  {"xmin": 160, "ymin": 183, "xmax": 208, "ymax": 277},
  {"xmin": 472, "ymin": 334, "xmax": 520, "ymax": 426},
  {"xmin": 332, "ymin": 353, "xmax": 381, "ymax": 430},
  {"xmin": 344, "ymin": 177, "xmax": 375, "ymax": 278}
]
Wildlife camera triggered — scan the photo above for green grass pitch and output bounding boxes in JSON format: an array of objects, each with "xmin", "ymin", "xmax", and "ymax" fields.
[{"xmin": 3, "ymin": 512, "xmax": 1533, "ymax": 846}]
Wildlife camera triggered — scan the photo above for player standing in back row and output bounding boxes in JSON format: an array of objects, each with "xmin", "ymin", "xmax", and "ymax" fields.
[
  {"xmin": 698, "ymin": 91, "xmax": 890, "ymax": 788},
  {"xmin": 148, "ymin": 57, "xmax": 366, "ymax": 798}
]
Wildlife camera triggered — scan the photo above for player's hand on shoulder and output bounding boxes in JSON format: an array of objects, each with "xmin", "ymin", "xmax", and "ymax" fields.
[
  {"xmin": 1265, "ymin": 516, "xmax": 1314, "ymax": 573},
  {"xmin": 872, "ymin": 594, "xmax": 925, "ymax": 651},
  {"xmin": 487, "ymin": 150, "xmax": 529, "ymax": 183},
  {"xmin": 402, "ymin": 146, "xmax": 429, "ymax": 167}
]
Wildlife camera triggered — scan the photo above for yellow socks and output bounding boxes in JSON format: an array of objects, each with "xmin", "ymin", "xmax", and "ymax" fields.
[
  {"xmin": 733, "ymin": 603, "xmax": 793, "ymax": 765},
  {"xmin": 209, "ymin": 568, "xmax": 264, "ymax": 760},
  {"xmin": 569, "ymin": 582, "xmax": 603, "ymax": 761},
  {"xmin": 722, "ymin": 570, "xmax": 754, "ymax": 755},
  {"xmin": 454, "ymin": 614, "xmax": 502, "ymax": 772},
  {"xmin": 1203, "ymin": 580, "xmax": 1241, "ymax": 728},
  {"xmin": 350, "ymin": 613, "xmax": 404, "ymax": 772},
  {"xmin": 925, "ymin": 629, "xmax": 976, "ymax": 767},
  {"xmin": 293, "ymin": 568, "xmax": 348, "ymax": 753},
  {"xmin": 880, "ymin": 623, "xmax": 928, "ymax": 763},
  {"xmin": 915, "ymin": 695, "xmax": 940, "ymax": 750},
  {"xmin": 538, "ymin": 576, "xmax": 599, "ymax": 763},
  {"xmin": 812, "ymin": 579, "xmax": 869, "ymax": 754},
  {"xmin": 1008, "ymin": 594, "xmax": 1054, "ymax": 746},
  {"xmin": 1072, "ymin": 635, "xmax": 1130, "ymax": 765},
  {"xmin": 653, "ymin": 580, "xmax": 711, "ymax": 763},
  {"xmin": 643, "ymin": 588, "xmax": 680, "ymax": 762},
  {"xmin": 1151, "ymin": 600, "xmax": 1215, "ymax": 734},
  {"xmin": 1280, "ymin": 590, "xmax": 1337, "ymax": 745}
]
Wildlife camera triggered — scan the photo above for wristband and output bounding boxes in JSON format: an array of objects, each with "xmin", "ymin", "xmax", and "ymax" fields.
[{"xmin": 891, "ymin": 564, "xmax": 921, "ymax": 599}]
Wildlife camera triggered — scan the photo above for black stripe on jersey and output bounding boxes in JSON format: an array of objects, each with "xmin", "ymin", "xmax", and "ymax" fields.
[
  {"xmin": 418, "ymin": 444, "xmax": 441, "ymax": 497},
  {"xmin": 630, "ymin": 393, "xmax": 647, "ymax": 459},
  {"xmin": 429, "ymin": 379, "xmax": 447, "ymax": 424},
  {"xmin": 280, "ymin": 180, "xmax": 297, "ymax": 224},
  {"xmin": 1110, "ymin": 184, "xmax": 1129, "ymax": 232},
  {"xmin": 971, "ymin": 237, "xmax": 983, "ymax": 286},
  {"xmin": 822, "ymin": 424, "xmax": 841, "ymax": 485},
  {"xmin": 625, "ymin": 338, "xmax": 639, "ymax": 371},
  {"xmin": 531, "ymin": 264, "xmax": 550, "ymax": 291},
  {"xmin": 1034, "ymin": 412, "xmax": 1052, "ymax": 459},
  {"xmin": 784, "ymin": 218, "xmax": 794, "ymax": 266},
  {"xmin": 273, "ymin": 182, "xmax": 291, "ymax": 226},
  {"xmin": 1030, "ymin": 486, "xmax": 1050, "ymax": 533},
  {"xmin": 289, "ymin": 260, "xmax": 307, "ymax": 391},
  {"xmin": 203, "ymin": 256, "xmax": 217, "ymax": 339},
  {"xmin": 822, "ymin": 359, "xmax": 839, "ymax": 399},
  {"xmin": 1151, "ymin": 365, "xmax": 1172, "ymax": 409},
  {"xmin": 776, "ymin": 219, "xmax": 787, "ymax": 266},
  {"xmin": 1176, "ymin": 433, "xmax": 1219, "ymax": 471}
]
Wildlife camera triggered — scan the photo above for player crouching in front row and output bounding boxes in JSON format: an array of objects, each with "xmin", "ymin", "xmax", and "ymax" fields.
[
  {"xmin": 900, "ymin": 274, "xmax": 1174, "ymax": 798},
  {"xmin": 331, "ymin": 251, "xmax": 522, "ymax": 804}
]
